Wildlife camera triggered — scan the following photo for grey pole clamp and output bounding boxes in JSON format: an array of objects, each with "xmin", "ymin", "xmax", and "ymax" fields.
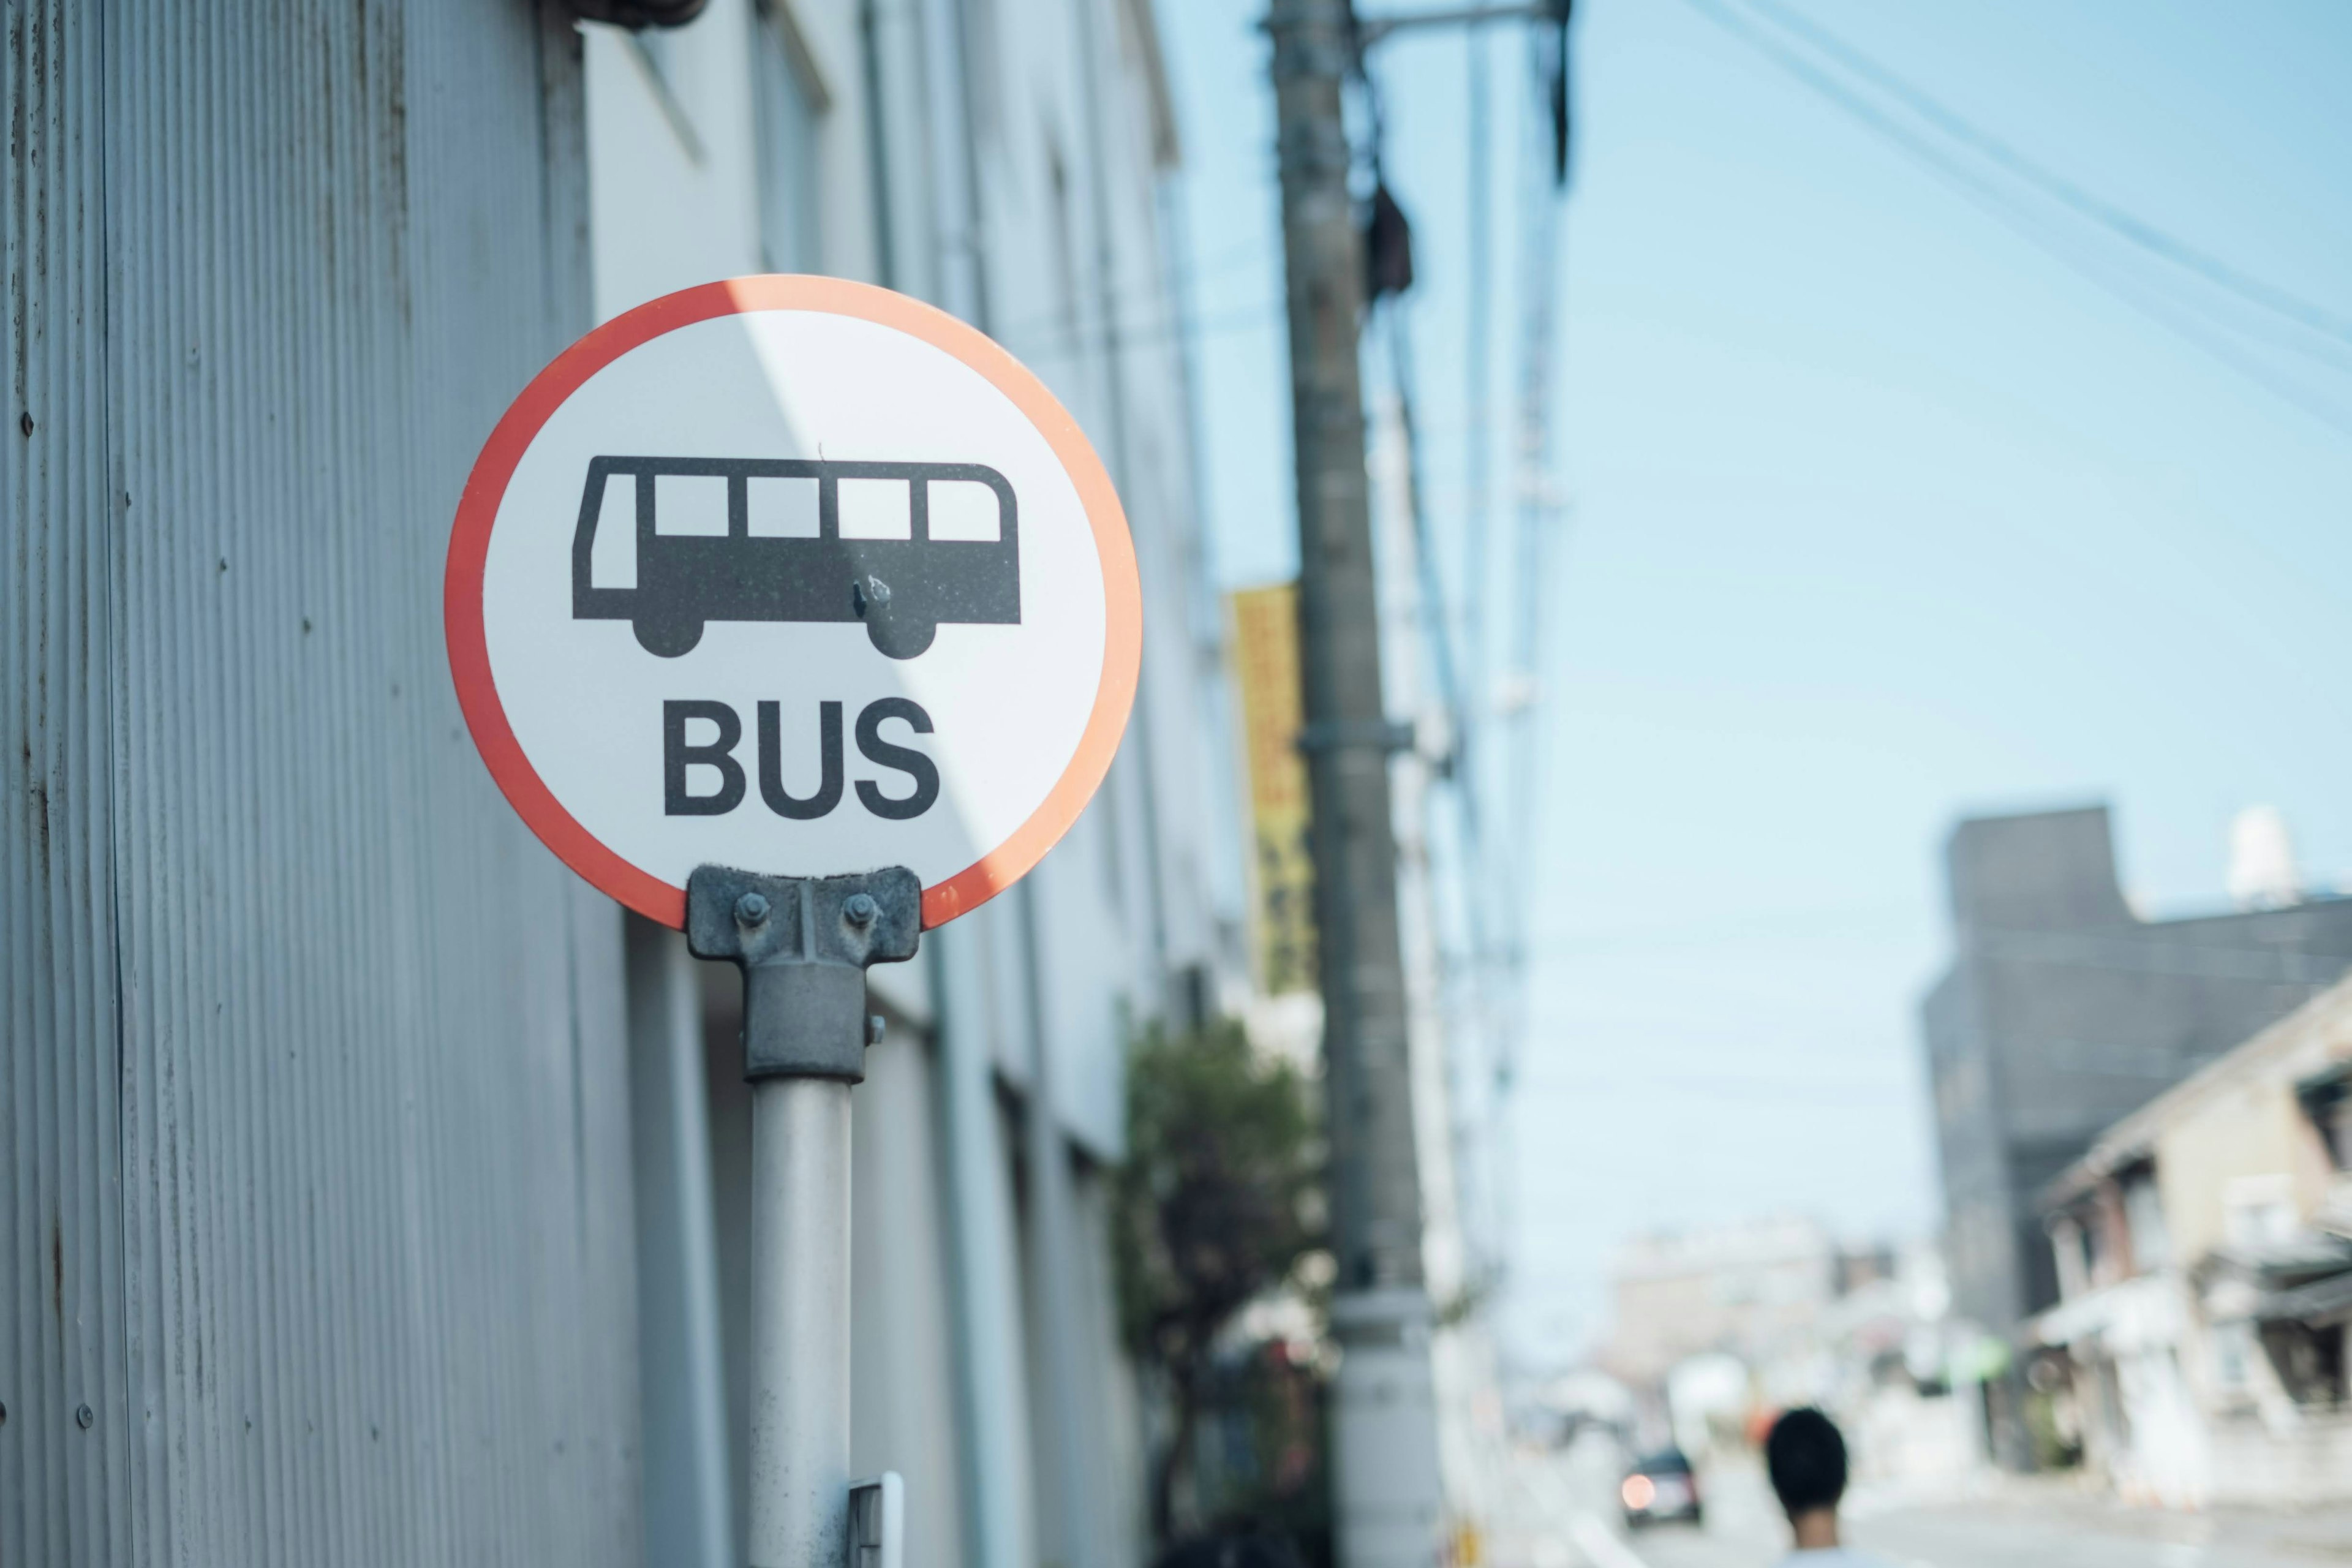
[{"xmin": 685, "ymin": 865, "xmax": 922, "ymax": 1082}]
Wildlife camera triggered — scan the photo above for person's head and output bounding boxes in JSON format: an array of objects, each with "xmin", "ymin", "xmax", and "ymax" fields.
[{"xmin": 1764, "ymin": 1406, "xmax": 1848, "ymax": 1525}]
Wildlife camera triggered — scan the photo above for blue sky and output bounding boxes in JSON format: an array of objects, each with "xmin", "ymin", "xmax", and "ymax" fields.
[{"xmin": 1157, "ymin": 0, "xmax": 2352, "ymax": 1359}]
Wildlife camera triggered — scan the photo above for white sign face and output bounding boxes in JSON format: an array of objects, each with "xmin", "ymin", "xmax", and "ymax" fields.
[{"xmin": 446, "ymin": 277, "xmax": 1140, "ymax": 929}]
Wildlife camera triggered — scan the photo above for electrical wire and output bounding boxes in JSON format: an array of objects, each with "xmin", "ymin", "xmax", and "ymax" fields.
[
  {"xmin": 1355, "ymin": 34, "xmax": 1532, "ymax": 1300},
  {"xmin": 1502, "ymin": 18, "xmax": 1569, "ymax": 1077},
  {"xmin": 987, "ymin": 232, "xmax": 1276, "ymax": 357},
  {"xmin": 1678, "ymin": 0, "xmax": 2352, "ymax": 437},
  {"xmin": 1464, "ymin": 22, "xmax": 1498, "ymax": 764},
  {"xmin": 1382, "ymin": 301, "xmax": 1491, "ymax": 954},
  {"xmin": 995, "ymin": 298, "xmax": 1281, "ymax": 367},
  {"xmin": 1454, "ymin": 17, "xmax": 1574, "ymax": 1306},
  {"xmin": 1735, "ymin": 0, "xmax": 2352, "ymax": 356},
  {"xmin": 1458, "ymin": 17, "xmax": 1510, "ymax": 1301},
  {"xmin": 1352, "ymin": 59, "xmax": 1493, "ymax": 952},
  {"xmin": 1707, "ymin": 6, "xmax": 2352, "ymax": 393}
]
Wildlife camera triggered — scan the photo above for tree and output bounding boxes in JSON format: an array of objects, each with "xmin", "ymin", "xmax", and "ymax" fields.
[{"xmin": 1115, "ymin": 1020, "xmax": 1324, "ymax": 1546}]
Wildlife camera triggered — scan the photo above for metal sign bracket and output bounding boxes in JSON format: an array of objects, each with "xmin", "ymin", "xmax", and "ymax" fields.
[{"xmin": 685, "ymin": 864, "xmax": 921, "ymax": 1080}]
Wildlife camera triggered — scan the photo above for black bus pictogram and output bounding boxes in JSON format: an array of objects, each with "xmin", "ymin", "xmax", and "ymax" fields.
[{"xmin": 571, "ymin": 456, "xmax": 1020, "ymax": 659}]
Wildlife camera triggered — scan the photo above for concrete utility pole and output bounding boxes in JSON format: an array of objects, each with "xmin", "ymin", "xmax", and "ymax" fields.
[{"xmin": 1267, "ymin": 2, "xmax": 1447, "ymax": 1561}]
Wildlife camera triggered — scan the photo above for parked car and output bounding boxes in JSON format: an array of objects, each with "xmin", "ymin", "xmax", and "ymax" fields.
[{"xmin": 1621, "ymin": 1447, "xmax": 1703, "ymax": 1528}]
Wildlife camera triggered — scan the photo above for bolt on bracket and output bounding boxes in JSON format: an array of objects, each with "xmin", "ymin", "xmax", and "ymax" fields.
[{"xmin": 685, "ymin": 864, "xmax": 921, "ymax": 1082}]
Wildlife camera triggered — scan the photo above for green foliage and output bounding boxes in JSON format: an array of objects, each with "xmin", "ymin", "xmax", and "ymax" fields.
[
  {"xmin": 1115, "ymin": 1020, "xmax": 1321, "ymax": 1367},
  {"xmin": 1114, "ymin": 1020, "xmax": 1324, "ymax": 1544}
]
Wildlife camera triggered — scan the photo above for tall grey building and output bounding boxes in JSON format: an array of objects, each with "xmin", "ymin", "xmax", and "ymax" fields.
[{"xmin": 1924, "ymin": 805, "xmax": 2352, "ymax": 1336}]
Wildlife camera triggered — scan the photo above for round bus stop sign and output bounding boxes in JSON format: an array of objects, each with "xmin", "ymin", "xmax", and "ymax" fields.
[{"xmin": 445, "ymin": 276, "xmax": 1140, "ymax": 929}]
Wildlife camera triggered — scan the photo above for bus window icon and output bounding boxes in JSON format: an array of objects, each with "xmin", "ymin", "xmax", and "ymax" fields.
[{"xmin": 571, "ymin": 456, "xmax": 1020, "ymax": 659}]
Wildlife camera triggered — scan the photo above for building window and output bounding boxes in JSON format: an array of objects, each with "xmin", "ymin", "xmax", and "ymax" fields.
[
  {"xmin": 2266, "ymin": 1321, "xmax": 2349, "ymax": 1408},
  {"xmin": 2049, "ymin": 1214, "xmax": 2089, "ymax": 1300},
  {"xmin": 2124, "ymin": 1173, "xmax": 2169, "ymax": 1272},
  {"xmin": 2211, "ymin": 1319, "xmax": 2253, "ymax": 1396},
  {"xmin": 2298, "ymin": 1066, "xmax": 2352, "ymax": 1170},
  {"xmin": 753, "ymin": 2, "xmax": 824, "ymax": 273},
  {"xmin": 2223, "ymin": 1174, "xmax": 2297, "ymax": 1248}
]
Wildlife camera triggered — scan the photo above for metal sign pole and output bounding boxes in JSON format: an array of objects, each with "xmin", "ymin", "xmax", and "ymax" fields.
[
  {"xmin": 686, "ymin": 864, "xmax": 921, "ymax": 1568},
  {"xmin": 747, "ymin": 1077, "xmax": 851, "ymax": 1564}
]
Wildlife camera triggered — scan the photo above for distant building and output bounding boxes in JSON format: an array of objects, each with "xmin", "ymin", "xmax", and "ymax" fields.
[
  {"xmin": 1921, "ymin": 805, "xmax": 2352, "ymax": 1344},
  {"xmin": 1599, "ymin": 1223, "xmax": 1977, "ymax": 1483},
  {"xmin": 2034, "ymin": 974, "xmax": 2352, "ymax": 1507},
  {"xmin": 1602, "ymin": 1217, "xmax": 1841, "ymax": 1388}
]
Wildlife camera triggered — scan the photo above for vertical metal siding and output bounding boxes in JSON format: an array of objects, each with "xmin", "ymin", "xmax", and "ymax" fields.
[
  {"xmin": 4, "ymin": 2, "xmax": 135, "ymax": 1564},
  {"xmin": 7, "ymin": 4, "xmax": 639, "ymax": 1565}
]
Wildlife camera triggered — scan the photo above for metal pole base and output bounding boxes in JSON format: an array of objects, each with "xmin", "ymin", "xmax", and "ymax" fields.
[{"xmin": 1329, "ymin": 1286, "xmax": 1446, "ymax": 1567}]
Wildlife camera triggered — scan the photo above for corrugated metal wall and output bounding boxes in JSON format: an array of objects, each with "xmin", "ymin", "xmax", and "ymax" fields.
[
  {"xmin": 4, "ymin": 4, "xmax": 642, "ymax": 1564},
  {"xmin": 4, "ymin": 3, "xmax": 131, "ymax": 1561}
]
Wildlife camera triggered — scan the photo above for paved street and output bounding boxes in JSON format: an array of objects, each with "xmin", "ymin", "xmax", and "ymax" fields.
[{"xmin": 1487, "ymin": 1431, "xmax": 2352, "ymax": 1568}]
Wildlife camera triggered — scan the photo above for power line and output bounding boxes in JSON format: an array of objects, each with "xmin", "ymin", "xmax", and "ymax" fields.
[
  {"xmin": 995, "ymin": 298, "xmax": 1280, "ymax": 366},
  {"xmin": 1465, "ymin": 18, "xmax": 1575, "ymax": 1306},
  {"xmin": 1358, "ymin": 33, "xmax": 1520, "ymax": 1294},
  {"xmin": 2035, "ymin": 227, "xmax": 2352, "ymax": 436},
  {"xmin": 987, "ymin": 232, "xmax": 1275, "ymax": 355},
  {"xmin": 1354, "ymin": 63, "xmax": 1494, "ymax": 964},
  {"xmin": 1724, "ymin": 0, "xmax": 2352, "ymax": 385},
  {"xmin": 1502, "ymin": 16, "xmax": 1570, "ymax": 1049},
  {"xmin": 1464, "ymin": 22, "xmax": 1498, "ymax": 752},
  {"xmin": 1678, "ymin": 0, "xmax": 2352, "ymax": 437},
  {"xmin": 1360, "ymin": 18, "xmax": 1577, "ymax": 1300},
  {"xmin": 1458, "ymin": 18, "xmax": 1510, "ymax": 1295},
  {"xmin": 1375, "ymin": 294, "xmax": 1525, "ymax": 1298},
  {"xmin": 1382, "ymin": 304, "xmax": 1490, "ymax": 918},
  {"xmin": 1735, "ymin": 0, "xmax": 2352, "ymax": 355}
]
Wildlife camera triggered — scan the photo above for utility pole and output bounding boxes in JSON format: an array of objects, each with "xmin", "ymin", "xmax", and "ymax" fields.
[
  {"xmin": 1268, "ymin": 2, "xmax": 1570, "ymax": 1562},
  {"xmin": 1268, "ymin": 3, "xmax": 1446, "ymax": 1562}
]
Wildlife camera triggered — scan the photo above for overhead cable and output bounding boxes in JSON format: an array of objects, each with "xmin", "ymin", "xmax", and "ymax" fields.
[
  {"xmin": 1679, "ymin": 0, "xmax": 2352, "ymax": 435},
  {"xmin": 1735, "ymin": 0, "xmax": 2352, "ymax": 353}
]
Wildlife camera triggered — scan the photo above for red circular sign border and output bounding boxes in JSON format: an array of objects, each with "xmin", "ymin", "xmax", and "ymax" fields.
[{"xmin": 443, "ymin": 275, "xmax": 1143, "ymax": 930}]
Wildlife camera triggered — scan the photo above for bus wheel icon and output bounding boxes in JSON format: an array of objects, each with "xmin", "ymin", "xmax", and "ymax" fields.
[
  {"xmin": 635, "ymin": 614, "xmax": 706, "ymax": 658},
  {"xmin": 864, "ymin": 615, "xmax": 936, "ymax": 660},
  {"xmin": 854, "ymin": 575, "xmax": 937, "ymax": 660}
]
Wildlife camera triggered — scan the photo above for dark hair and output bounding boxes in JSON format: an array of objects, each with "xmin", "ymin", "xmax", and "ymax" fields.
[{"xmin": 1765, "ymin": 1407, "xmax": 1847, "ymax": 1515}]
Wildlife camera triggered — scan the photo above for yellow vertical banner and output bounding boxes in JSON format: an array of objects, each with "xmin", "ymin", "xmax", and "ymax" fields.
[{"xmin": 1228, "ymin": 582, "xmax": 1318, "ymax": 995}]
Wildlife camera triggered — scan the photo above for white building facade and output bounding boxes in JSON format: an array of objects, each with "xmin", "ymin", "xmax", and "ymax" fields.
[
  {"xmin": 2035, "ymin": 975, "xmax": 2352, "ymax": 1509},
  {"xmin": 581, "ymin": 5, "xmax": 1247, "ymax": 1567}
]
